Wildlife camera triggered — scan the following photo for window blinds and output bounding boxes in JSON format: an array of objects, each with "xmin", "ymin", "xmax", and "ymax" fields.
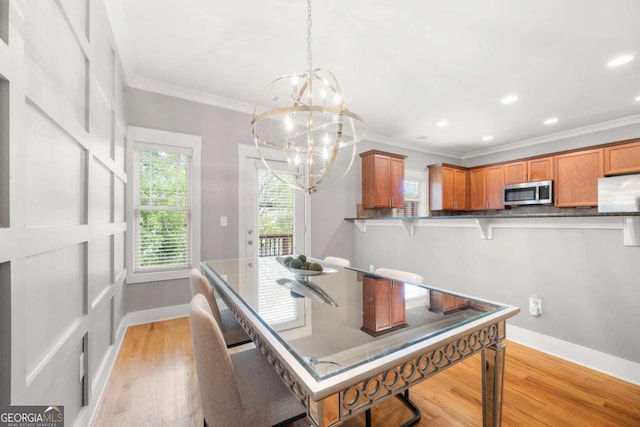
[
  {"xmin": 403, "ymin": 179, "xmax": 420, "ymax": 217},
  {"xmin": 133, "ymin": 147, "xmax": 192, "ymax": 272}
]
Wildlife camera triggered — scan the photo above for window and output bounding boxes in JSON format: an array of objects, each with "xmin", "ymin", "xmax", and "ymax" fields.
[
  {"xmin": 402, "ymin": 170, "xmax": 428, "ymax": 217},
  {"xmin": 127, "ymin": 127, "xmax": 201, "ymax": 283}
]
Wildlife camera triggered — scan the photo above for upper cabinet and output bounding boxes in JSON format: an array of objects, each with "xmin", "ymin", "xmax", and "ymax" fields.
[
  {"xmin": 422, "ymin": 138, "xmax": 637, "ymax": 215},
  {"xmin": 470, "ymin": 165, "xmax": 504, "ymax": 210},
  {"xmin": 428, "ymin": 164, "xmax": 468, "ymax": 211},
  {"xmin": 504, "ymin": 157, "xmax": 553, "ymax": 184},
  {"xmin": 554, "ymin": 148, "xmax": 604, "ymax": 207},
  {"xmin": 604, "ymin": 140, "xmax": 640, "ymax": 176},
  {"xmin": 361, "ymin": 150, "xmax": 406, "ymax": 209}
]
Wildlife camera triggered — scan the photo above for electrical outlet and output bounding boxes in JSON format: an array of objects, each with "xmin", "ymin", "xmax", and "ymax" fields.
[
  {"xmin": 369, "ymin": 264, "xmax": 374, "ymax": 272},
  {"xmin": 220, "ymin": 216, "xmax": 228, "ymax": 227},
  {"xmin": 529, "ymin": 296, "xmax": 542, "ymax": 317}
]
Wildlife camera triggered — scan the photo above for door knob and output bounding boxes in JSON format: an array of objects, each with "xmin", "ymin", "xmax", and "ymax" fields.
[{"xmin": 248, "ymin": 240, "xmax": 253, "ymax": 245}]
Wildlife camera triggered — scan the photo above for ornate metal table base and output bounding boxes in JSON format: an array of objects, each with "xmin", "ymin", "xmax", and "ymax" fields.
[{"xmin": 306, "ymin": 321, "xmax": 507, "ymax": 427}]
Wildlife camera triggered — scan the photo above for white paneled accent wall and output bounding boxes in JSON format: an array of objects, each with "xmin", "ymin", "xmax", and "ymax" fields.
[{"xmin": 0, "ymin": 2, "xmax": 127, "ymax": 425}]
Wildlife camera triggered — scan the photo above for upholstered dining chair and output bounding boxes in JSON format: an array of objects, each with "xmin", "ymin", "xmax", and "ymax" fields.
[
  {"xmin": 189, "ymin": 294, "xmax": 307, "ymax": 427},
  {"xmin": 374, "ymin": 267, "xmax": 424, "ymax": 284},
  {"xmin": 323, "ymin": 256, "xmax": 351, "ymax": 267},
  {"xmin": 189, "ymin": 269, "xmax": 251, "ymax": 348}
]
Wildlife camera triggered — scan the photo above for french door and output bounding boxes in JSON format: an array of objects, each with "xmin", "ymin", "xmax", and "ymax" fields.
[
  {"xmin": 239, "ymin": 156, "xmax": 308, "ymax": 331},
  {"xmin": 243, "ymin": 158, "xmax": 306, "ymax": 260}
]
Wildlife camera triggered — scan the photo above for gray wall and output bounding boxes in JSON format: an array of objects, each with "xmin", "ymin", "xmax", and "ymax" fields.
[
  {"xmin": 126, "ymin": 89, "xmax": 254, "ymax": 311},
  {"xmin": 353, "ymin": 222, "xmax": 640, "ymax": 363},
  {"xmin": 311, "ymin": 141, "xmax": 458, "ymax": 262}
]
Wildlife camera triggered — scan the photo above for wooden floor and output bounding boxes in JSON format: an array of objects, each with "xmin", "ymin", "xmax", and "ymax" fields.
[{"xmin": 94, "ymin": 318, "xmax": 640, "ymax": 426}]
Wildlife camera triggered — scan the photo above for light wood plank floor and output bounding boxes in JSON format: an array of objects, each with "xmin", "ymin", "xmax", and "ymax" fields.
[{"xmin": 94, "ymin": 318, "xmax": 640, "ymax": 426}]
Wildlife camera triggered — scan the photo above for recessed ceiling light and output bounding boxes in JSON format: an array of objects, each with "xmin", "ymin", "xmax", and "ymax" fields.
[
  {"xmin": 436, "ymin": 120, "xmax": 449, "ymax": 127},
  {"xmin": 481, "ymin": 135, "xmax": 493, "ymax": 141},
  {"xmin": 544, "ymin": 117, "xmax": 559, "ymax": 125},
  {"xmin": 635, "ymin": 95, "xmax": 640, "ymax": 102},
  {"xmin": 501, "ymin": 94, "xmax": 518, "ymax": 104},
  {"xmin": 607, "ymin": 54, "xmax": 634, "ymax": 67}
]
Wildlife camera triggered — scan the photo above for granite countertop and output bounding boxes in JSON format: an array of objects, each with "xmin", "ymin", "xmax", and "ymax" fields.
[{"xmin": 345, "ymin": 206, "xmax": 640, "ymax": 220}]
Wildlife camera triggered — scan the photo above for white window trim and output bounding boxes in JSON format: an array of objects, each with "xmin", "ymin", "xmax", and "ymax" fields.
[{"xmin": 126, "ymin": 126, "xmax": 202, "ymax": 284}]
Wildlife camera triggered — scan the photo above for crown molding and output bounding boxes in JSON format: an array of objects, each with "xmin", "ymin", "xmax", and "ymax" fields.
[
  {"xmin": 127, "ymin": 77, "xmax": 640, "ymax": 162},
  {"xmin": 362, "ymin": 131, "xmax": 462, "ymax": 159},
  {"xmin": 128, "ymin": 76, "xmax": 257, "ymax": 115},
  {"xmin": 128, "ymin": 77, "xmax": 463, "ymax": 159},
  {"xmin": 461, "ymin": 114, "xmax": 640, "ymax": 160}
]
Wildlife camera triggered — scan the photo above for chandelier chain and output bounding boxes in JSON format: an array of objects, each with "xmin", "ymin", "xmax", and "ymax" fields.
[{"xmin": 306, "ymin": 0, "xmax": 312, "ymax": 75}]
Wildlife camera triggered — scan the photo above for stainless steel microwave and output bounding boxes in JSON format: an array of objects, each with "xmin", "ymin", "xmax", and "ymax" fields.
[{"xmin": 503, "ymin": 180, "xmax": 553, "ymax": 206}]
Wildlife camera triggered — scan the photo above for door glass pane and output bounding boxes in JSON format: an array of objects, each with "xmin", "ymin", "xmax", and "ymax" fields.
[
  {"xmin": 257, "ymin": 169, "xmax": 294, "ymax": 257},
  {"xmin": 256, "ymin": 169, "xmax": 302, "ymax": 328}
]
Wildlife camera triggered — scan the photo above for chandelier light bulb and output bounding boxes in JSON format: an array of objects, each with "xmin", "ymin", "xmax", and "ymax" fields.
[{"xmin": 250, "ymin": 0, "xmax": 365, "ymax": 194}]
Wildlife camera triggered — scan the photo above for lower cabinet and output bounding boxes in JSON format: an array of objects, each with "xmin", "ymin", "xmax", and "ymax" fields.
[
  {"xmin": 429, "ymin": 291, "xmax": 468, "ymax": 314},
  {"xmin": 361, "ymin": 276, "xmax": 407, "ymax": 336}
]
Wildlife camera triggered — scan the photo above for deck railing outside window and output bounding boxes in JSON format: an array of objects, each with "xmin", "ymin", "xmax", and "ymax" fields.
[{"xmin": 259, "ymin": 233, "xmax": 293, "ymax": 257}]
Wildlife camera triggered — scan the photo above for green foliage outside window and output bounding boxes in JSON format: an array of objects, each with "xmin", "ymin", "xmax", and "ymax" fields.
[
  {"xmin": 258, "ymin": 170, "xmax": 293, "ymax": 235},
  {"xmin": 136, "ymin": 149, "xmax": 190, "ymax": 270}
]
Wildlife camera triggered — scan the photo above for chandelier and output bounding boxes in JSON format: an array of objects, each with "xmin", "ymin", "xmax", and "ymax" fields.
[{"xmin": 251, "ymin": 0, "xmax": 366, "ymax": 194}]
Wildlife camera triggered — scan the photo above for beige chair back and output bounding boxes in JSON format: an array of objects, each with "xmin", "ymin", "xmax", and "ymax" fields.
[
  {"xmin": 189, "ymin": 294, "xmax": 244, "ymax": 423},
  {"xmin": 189, "ymin": 269, "xmax": 222, "ymax": 326},
  {"xmin": 374, "ymin": 267, "xmax": 424, "ymax": 284},
  {"xmin": 324, "ymin": 256, "xmax": 351, "ymax": 267}
]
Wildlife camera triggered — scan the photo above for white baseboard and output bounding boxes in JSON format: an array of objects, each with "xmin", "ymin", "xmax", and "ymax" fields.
[
  {"xmin": 507, "ymin": 324, "xmax": 640, "ymax": 386},
  {"xmin": 125, "ymin": 303, "xmax": 190, "ymax": 326},
  {"xmin": 75, "ymin": 317, "xmax": 128, "ymax": 427}
]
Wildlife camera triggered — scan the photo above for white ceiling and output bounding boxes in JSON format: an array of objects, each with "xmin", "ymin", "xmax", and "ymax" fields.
[{"xmin": 104, "ymin": 0, "xmax": 640, "ymax": 158}]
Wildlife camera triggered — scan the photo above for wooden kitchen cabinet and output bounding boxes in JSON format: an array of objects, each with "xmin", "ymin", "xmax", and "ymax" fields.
[
  {"xmin": 469, "ymin": 165, "xmax": 504, "ymax": 210},
  {"xmin": 428, "ymin": 164, "xmax": 469, "ymax": 211},
  {"xmin": 361, "ymin": 276, "xmax": 407, "ymax": 336},
  {"xmin": 504, "ymin": 156, "xmax": 553, "ymax": 184},
  {"xmin": 604, "ymin": 140, "xmax": 640, "ymax": 176},
  {"xmin": 429, "ymin": 291, "xmax": 469, "ymax": 314},
  {"xmin": 554, "ymin": 148, "xmax": 604, "ymax": 207},
  {"xmin": 361, "ymin": 150, "xmax": 407, "ymax": 209}
]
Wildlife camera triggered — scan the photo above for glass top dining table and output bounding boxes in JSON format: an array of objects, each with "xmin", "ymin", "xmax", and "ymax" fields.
[{"xmin": 201, "ymin": 256, "xmax": 519, "ymax": 427}]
